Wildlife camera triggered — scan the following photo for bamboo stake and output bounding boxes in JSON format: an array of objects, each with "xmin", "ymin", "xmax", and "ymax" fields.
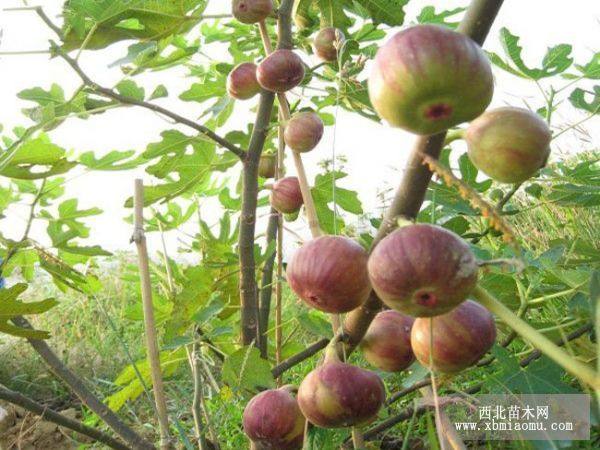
[
  {"xmin": 132, "ymin": 179, "xmax": 172, "ymax": 450},
  {"xmin": 276, "ymin": 117, "xmax": 285, "ymax": 384}
]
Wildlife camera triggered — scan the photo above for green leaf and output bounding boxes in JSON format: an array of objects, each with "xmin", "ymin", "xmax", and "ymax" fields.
[
  {"xmin": 0, "ymin": 284, "xmax": 57, "ymax": 339},
  {"xmin": 116, "ymin": 79, "xmax": 145, "ymax": 100},
  {"xmin": 417, "ymin": 6, "xmax": 465, "ymax": 28},
  {"xmin": 222, "ymin": 346, "xmax": 276, "ymax": 393},
  {"xmin": 569, "ymin": 86, "xmax": 600, "ymax": 114},
  {"xmin": 311, "ymin": 170, "xmax": 362, "ymax": 234},
  {"xmin": 565, "ymin": 52, "xmax": 600, "ymax": 79},
  {"xmin": 354, "ymin": 0, "xmax": 408, "ymax": 26},
  {"xmin": 315, "ymin": 0, "xmax": 352, "ymax": 29},
  {"xmin": 149, "ymin": 84, "xmax": 168, "ymax": 100},
  {"xmin": 488, "ymin": 28, "xmax": 573, "ymax": 80},
  {"xmin": 79, "ymin": 150, "xmax": 144, "ymax": 170}
]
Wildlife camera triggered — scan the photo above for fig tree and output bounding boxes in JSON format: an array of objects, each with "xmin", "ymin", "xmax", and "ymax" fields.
[
  {"xmin": 284, "ymin": 112, "xmax": 324, "ymax": 153},
  {"xmin": 297, "ymin": 353, "xmax": 385, "ymax": 428},
  {"xmin": 270, "ymin": 176, "xmax": 303, "ymax": 214},
  {"xmin": 243, "ymin": 386, "xmax": 305, "ymax": 449},
  {"xmin": 411, "ymin": 300, "xmax": 496, "ymax": 373},
  {"xmin": 257, "ymin": 50, "xmax": 305, "ymax": 93},
  {"xmin": 287, "ymin": 236, "xmax": 371, "ymax": 313},
  {"xmin": 232, "ymin": 0, "xmax": 273, "ymax": 24},
  {"xmin": 361, "ymin": 310, "xmax": 415, "ymax": 372},
  {"xmin": 368, "ymin": 224, "xmax": 478, "ymax": 317},
  {"xmin": 313, "ymin": 28, "xmax": 345, "ymax": 62},
  {"xmin": 227, "ymin": 62, "xmax": 260, "ymax": 100},
  {"xmin": 258, "ymin": 154, "xmax": 277, "ymax": 179},
  {"xmin": 368, "ymin": 24, "xmax": 494, "ymax": 135},
  {"xmin": 466, "ymin": 107, "xmax": 552, "ymax": 184}
]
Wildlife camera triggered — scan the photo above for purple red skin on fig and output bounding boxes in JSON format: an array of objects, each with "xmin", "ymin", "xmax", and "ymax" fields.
[
  {"xmin": 257, "ymin": 50, "xmax": 305, "ymax": 93},
  {"xmin": 313, "ymin": 27, "xmax": 345, "ymax": 62},
  {"xmin": 270, "ymin": 176, "xmax": 303, "ymax": 214},
  {"xmin": 411, "ymin": 300, "xmax": 497, "ymax": 373},
  {"xmin": 227, "ymin": 62, "xmax": 260, "ymax": 100},
  {"xmin": 243, "ymin": 388, "xmax": 305, "ymax": 449},
  {"xmin": 284, "ymin": 112, "xmax": 324, "ymax": 153},
  {"xmin": 361, "ymin": 310, "xmax": 415, "ymax": 372},
  {"xmin": 466, "ymin": 107, "xmax": 552, "ymax": 184},
  {"xmin": 297, "ymin": 361, "xmax": 385, "ymax": 428},
  {"xmin": 232, "ymin": 0, "xmax": 274, "ymax": 24},
  {"xmin": 287, "ymin": 236, "xmax": 371, "ymax": 313},
  {"xmin": 368, "ymin": 24, "xmax": 494, "ymax": 135},
  {"xmin": 368, "ymin": 224, "xmax": 478, "ymax": 317}
]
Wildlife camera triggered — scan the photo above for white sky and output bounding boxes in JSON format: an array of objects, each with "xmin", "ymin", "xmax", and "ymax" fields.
[{"xmin": 0, "ymin": 0, "xmax": 598, "ymax": 258}]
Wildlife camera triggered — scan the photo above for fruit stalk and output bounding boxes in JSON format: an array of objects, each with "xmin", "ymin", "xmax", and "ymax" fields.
[{"xmin": 473, "ymin": 285, "xmax": 600, "ymax": 390}]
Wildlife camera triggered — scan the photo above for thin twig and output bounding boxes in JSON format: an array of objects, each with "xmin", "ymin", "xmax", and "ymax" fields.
[
  {"xmin": 0, "ymin": 385, "xmax": 128, "ymax": 450},
  {"xmin": 50, "ymin": 42, "xmax": 246, "ymax": 159},
  {"xmin": 132, "ymin": 180, "xmax": 172, "ymax": 449}
]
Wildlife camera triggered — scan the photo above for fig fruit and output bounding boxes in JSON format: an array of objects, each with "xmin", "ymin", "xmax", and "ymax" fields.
[
  {"xmin": 368, "ymin": 24, "xmax": 494, "ymax": 135},
  {"xmin": 284, "ymin": 112, "xmax": 324, "ymax": 153},
  {"xmin": 227, "ymin": 62, "xmax": 260, "ymax": 100},
  {"xmin": 297, "ymin": 359, "xmax": 385, "ymax": 428},
  {"xmin": 313, "ymin": 27, "xmax": 345, "ymax": 62},
  {"xmin": 466, "ymin": 107, "xmax": 552, "ymax": 184},
  {"xmin": 287, "ymin": 236, "xmax": 371, "ymax": 313},
  {"xmin": 257, "ymin": 50, "xmax": 305, "ymax": 93},
  {"xmin": 361, "ymin": 310, "xmax": 415, "ymax": 372},
  {"xmin": 243, "ymin": 387, "xmax": 305, "ymax": 450},
  {"xmin": 232, "ymin": 0, "xmax": 273, "ymax": 24},
  {"xmin": 368, "ymin": 224, "xmax": 478, "ymax": 317},
  {"xmin": 258, "ymin": 154, "xmax": 277, "ymax": 178},
  {"xmin": 411, "ymin": 300, "xmax": 496, "ymax": 373},
  {"xmin": 270, "ymin": 176, "xmax": 303, "ymax": 214}
]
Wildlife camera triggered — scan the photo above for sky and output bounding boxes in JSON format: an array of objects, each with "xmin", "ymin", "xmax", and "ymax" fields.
[{"xmin": 0, "ymin": 0, "xmax": 598, "ymax": 259}]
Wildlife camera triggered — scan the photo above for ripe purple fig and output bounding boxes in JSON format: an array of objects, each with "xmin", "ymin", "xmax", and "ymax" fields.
[
  {"xmin": 368, "ymin": 24, "xmax": 494, "ymax": 135},
  {"xmin": 287, "ymin": 236, "xmax": 371, "ymax": 313},
  {"xmin": 258, "ymin": 154, "xmax": 277, "ymax": 178},
  {"xmin": 257, "ymin": 50, "xmax": 305, "ymax": 93},
  {"xmin": 284, "ymin": 112, "xmax": 324, "ymax": 153},
  {"xmin": 411, "ymin": 300, "xmax": 496, "ymax": 373},
  {"xmin": 466, "ymin": 107, "xmax": 552, "ymax": 184},
  {"xmin": 270, "ymin": 176, "xmax": 303, "ymax": 214},
  {"xmin": 243, "ymin": 387, "xmax": 305, "ymax": 449},
  {"xmin": 232, "ymin": 0, "xmax": 273, "ymax": 24},
  {"xmin": 227, "ymin": 62, "xmax": 260, "ymax": 100},
  {"xmin": 361, "ymin": 310, "xmax": 415, "ymax": 372},
  {"xmin": 368, "ymin": 224, "xmax": 478, "ymax": 317},
  {"xmin": 313, "ymin": 28, "xmax": 345, "ymax": 62},
  {"xmin": 297, "ymin": 358, "xmax": 385, "ymax": 428}
]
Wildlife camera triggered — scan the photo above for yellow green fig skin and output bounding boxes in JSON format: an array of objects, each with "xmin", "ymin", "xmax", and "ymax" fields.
[
  {"xmin": 368, "ymin": 224, "xmax": 478, "ymax": 317},
  {"xmin": 361, "ymin": 310, "xmax": 415, "ymax": 372},
  {"xmin": 258, "ymin": 154, "xmax": 277, "ymax": 178},
  {"xmin": 232, "ymin": 0, "xmax": 273, "ymax": 24},
  {"xmin": 411, "ymin": 300, "xmax": 496, "ymax": 373},
  {"xmin": 368, "ymin": 24, "xmax": 494, "ymax": 135},
  {"xmin": 297, "ymin": 361, "xmax": 385, "ymax": 428},
  {"xmin": 284, "ymin": 112, "xmax": 324, "ymax": 153},
  {"xmin": 243, "ymin": 387, "xmax": 305, "ymax": 450},
  {"xmin": 466, "ymin": 107, "xmax": 552, "ymax": 183},
  {"xmin": 313, "ymin": 27, "xmax": 345, "ymax": 62}
]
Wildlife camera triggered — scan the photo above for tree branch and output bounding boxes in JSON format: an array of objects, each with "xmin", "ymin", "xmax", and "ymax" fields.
[
  {"xmin": 340, "ymin": 0, "xmax": 505, "ymax": 357},
  {"xmin": 50, "ymin": 42, "xmax": 246, "ymax": 159},
  {"xmin": 258, "ymin": 212, "xmax": 279, "ymax": 358},
  {"xmin": 271, "ymin": 338, "xmax": 330, "ymax": 379},
  {"xmin": 0, "ymin": 385, "xmax": 128, "ymax": 450},
  {"xmin": 239, "ymin": 90, "xmax": 276, "ymax": 346},
  {"xmin": 9, "ymin": 316, "xmax": 155, "ymax": 450}
]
